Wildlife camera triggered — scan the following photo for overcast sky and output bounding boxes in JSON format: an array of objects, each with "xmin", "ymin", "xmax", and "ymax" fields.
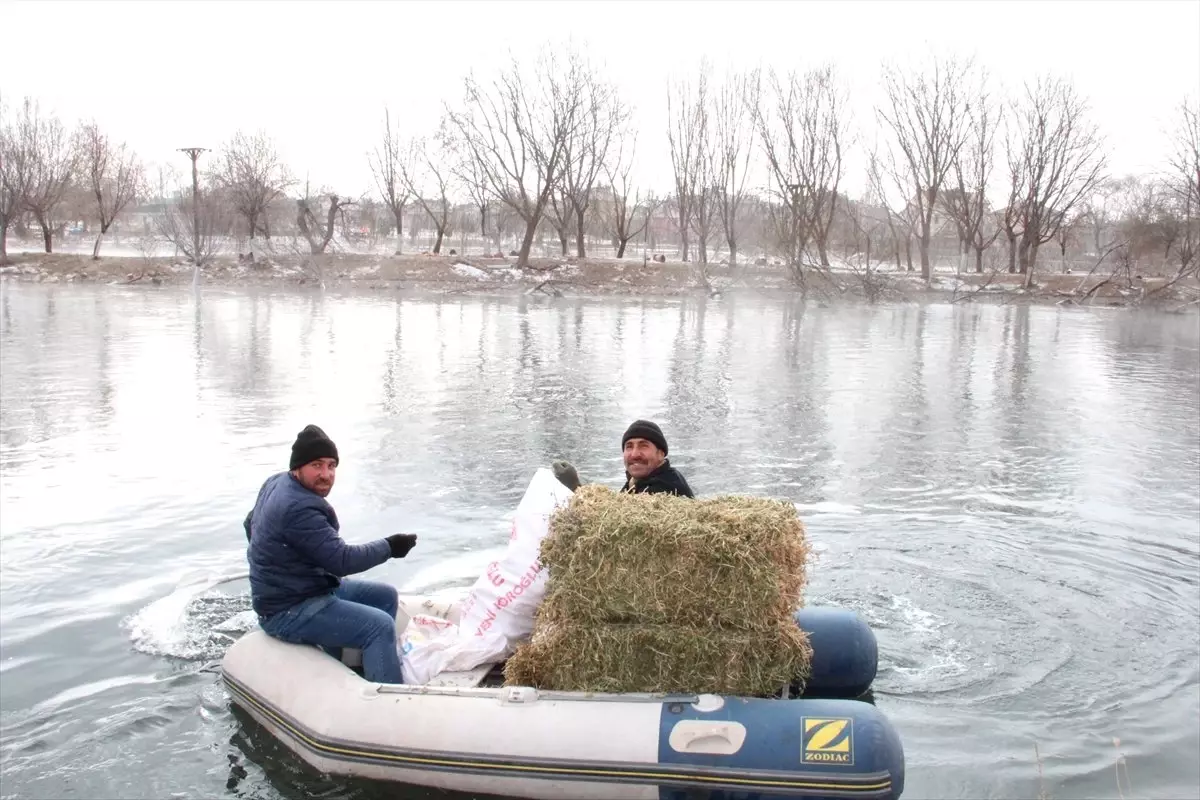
[{"xmin": 2, "ymin": 0, "xmax": 1197, "ymax": 201}]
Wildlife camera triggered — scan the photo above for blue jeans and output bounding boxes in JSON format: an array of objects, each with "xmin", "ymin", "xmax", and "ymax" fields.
[{"xmin": 260, "ymin": 579, "xmax": 404, "ymax": 684}]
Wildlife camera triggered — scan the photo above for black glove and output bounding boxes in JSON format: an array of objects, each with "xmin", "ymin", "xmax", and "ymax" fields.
[
  {"xmin": 386, "ymin": 533, "xmax": 418, "ymax": 559},
  {"xmin": 552, "ymin": 460, "xmax": 581, "ymax": 491}
]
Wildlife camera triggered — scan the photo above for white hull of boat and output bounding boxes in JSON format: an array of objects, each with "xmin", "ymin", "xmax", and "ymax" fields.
[{"xmin": 222, "ymin": 623, "xmax": 904, "ymax": 799}]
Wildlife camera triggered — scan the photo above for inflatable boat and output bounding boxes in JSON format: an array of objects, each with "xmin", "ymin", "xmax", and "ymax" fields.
[{"xmin": 221, "ymin": 596, "xmax": 905, "ymax": 800}]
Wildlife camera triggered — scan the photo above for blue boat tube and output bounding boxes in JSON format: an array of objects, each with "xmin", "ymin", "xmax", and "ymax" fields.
[
  {"xmin": 794, "ymin": 607, "xmax": 879, "ymax": 699},
  {"xmin": 657, "ymin": 694, "xmax": 905, "ymax": 800}
]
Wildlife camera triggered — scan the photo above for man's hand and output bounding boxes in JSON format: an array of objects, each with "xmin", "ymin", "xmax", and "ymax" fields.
[
  {"xmin": 552, "ymin": 460, "xmax": 581, "ymax": 491},
  {"xmin": 386, "ymin": 533, "xmax": 418, "ymax": 559}
]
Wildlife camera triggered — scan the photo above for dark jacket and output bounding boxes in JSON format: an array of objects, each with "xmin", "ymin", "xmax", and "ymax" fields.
[
  {"xmin": 243, "ymin": 471, "xmax": 391, "ymax": 618},
  {"xmin": 621, "ymin": 459, "xmax": 695, "ymax": 498}
]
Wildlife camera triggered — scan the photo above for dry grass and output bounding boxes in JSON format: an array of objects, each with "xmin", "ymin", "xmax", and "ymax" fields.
[
  {"xmin": 504, "ymin": 619, "xmax": 813, "ymax": 696},
  {"xmin": 503, "ymin": 485, "xmax": 814, "ymax": 696},
  {"xmin": 538, "ymin": 487, "xmax": 812, "ymax": 631}
]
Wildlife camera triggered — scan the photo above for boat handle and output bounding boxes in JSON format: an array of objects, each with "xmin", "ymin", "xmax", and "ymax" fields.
[{"xmin": 668, "ymin": 721, "xmax": 746, "ymax": 754}]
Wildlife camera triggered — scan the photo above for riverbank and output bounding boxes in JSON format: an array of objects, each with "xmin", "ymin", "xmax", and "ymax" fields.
[{"xmin": 2, "ymin": 251, "xmax": 1196, "ymax": 309}]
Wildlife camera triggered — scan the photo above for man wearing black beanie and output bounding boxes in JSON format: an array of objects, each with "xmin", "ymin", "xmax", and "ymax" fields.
[
  {"xmin": 620, "ymin": 419, "xmax": 694, "ymax": 498},
  {"xmin": 242, "ymin": 424, "xmax": 419, "ymax": 684}
]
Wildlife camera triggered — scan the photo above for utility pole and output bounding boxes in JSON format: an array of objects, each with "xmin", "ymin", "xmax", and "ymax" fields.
[{"xmin": 178, "ymin": 147, "xmax": 206, "ymax": 265}]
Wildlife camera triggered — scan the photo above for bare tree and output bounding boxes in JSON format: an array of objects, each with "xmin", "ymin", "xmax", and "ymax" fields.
[
  {"xmin": 296, "ymin": 182, "xmax": 355, "ymax": 255},
  {"xmin": 683, "ymin": 80, "xmax": 720, "ymax": 274},
  {"xmin": 1079, "ymin": 176, "xmax": 1136, "ymax": 256},
  {"xmin": 1134, "ymin": 180, "xmax": 1184, "ymax": 265},
  {"xmin": 1065, "ymin": 177, "xmax": 1170, "ymax": 300},
  {"xmin": 939, "ymin": 183, "xmax": 973, "ymax": 272},
  {"xmin": 445, "ymin": 46, "xmax": 586, "ymax": 268},
  {"xmin": 442, "ymin": 124, "xmax": 495, "ymax": 251},
  {"xmin": 840, "ymin": 194, "xmax": 889, "ymax": 269},
  {"xmin": 999, "ymin": 154, "xmax": 1025, "ymax": 273},
  {"xmin": 367, "ymin": 108, "xmax": 410, "ymax": 255},
  {"xmin": 0, "ymin": 97, "xmax": 33, "ymax": 264},
  {"xmin": 603, "ymin": 134, "xmax": 659, "ymax": 258},
  {"xmin": 154, "ymin": 166, "xmax": 226, "ymax": 271},
  {"xmin": 79, "ymin": 122, "xmax": 143, "ymax": 259},
  {"xmin": 666, "ymin": 63, "xmax": 710, "ymax": 262},
  {"xmin": 1007, "ymin": 75, "xmax": 1107, "ymax": 288},
  {"xmin": 17, "ymin": 98, "xmax": 79, "ymax": 253},
  {"xmin": 712, "ymin": 71, "xmax": 754, "ymax": 267},
  {"xmin": 876, "ymin": 54, "xmax": 972, "ymax": 281},
  {"xmin": 752, "ymin": 65, "xmax": 848, "ymax": 284},
  {"xmin": 940, "ymin": 73, "xmax": 1002, "ymax": 274},
  {"xmin": 690, "ymin": 150, "xmax": 718, "ymax": 273},
  {"xmin": 1160, "ymin": 97, "xmax": 1199, "ymax": 285},
  {"xmin": 560, "ymin": 69, "xmax": 627, "ymax": 258},
  {"xmin": 1098, "ymin": 178, "xmax": 1177, "ymax": 270},
  {"xmin": 398, "ymin": 127, "xmax": 454, "ymax": 254},
  {"xmin": 546, "ymin": 183, "xmax": 574, "ymax": 255},
  {"xmin": 837, "ymin": 187, "xmax": 901, "ymax": 303},
  {"xmin": 1052, "ymin": 212, "xmax": 1084, "ymax": 273},
  {"xmin": 213, "ymin": 130, "xmax": 290, "ymax": 256},
  {"xmin": 1167, "ymin": 98, "xmax": 1200, "ymax": 215},
  {"xmin": 866, "ymin": 144, "xmax": 917, "ymax": 272}
]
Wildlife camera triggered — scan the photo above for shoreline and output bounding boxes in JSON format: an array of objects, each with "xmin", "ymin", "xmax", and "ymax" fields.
[{"xmin": 2, "ymin": 251, "xmax": 1195, "ymax": 311}]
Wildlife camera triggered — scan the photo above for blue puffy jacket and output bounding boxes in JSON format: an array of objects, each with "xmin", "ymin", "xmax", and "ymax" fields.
[{"xmin": 243, "ymin": 471, "xmax": 391, "ymax": 618}]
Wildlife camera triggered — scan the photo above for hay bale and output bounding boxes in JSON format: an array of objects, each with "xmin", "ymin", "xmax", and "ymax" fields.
[
  {"xmin": 504, "ymin": 620, "xmax": 813, "ymax": 696},
  {"xmin": 501, "ymin": 618, "xmax": 811, "ymax": 695},
  {"xmin": 504, "ymin": 486, "xmax": 815, "ymax": 695},
  {"xmin": 537, "ymin": 486, "xmax": 812, "ymax": 631}
]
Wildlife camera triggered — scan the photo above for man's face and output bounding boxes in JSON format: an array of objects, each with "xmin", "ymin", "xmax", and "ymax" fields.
[
  {"xmin": 623, "ymin": 438, "xmax": 665, "ymax": 479},
  {"xmin": 294, "ymin": 458, "xmax": 337, "ymax": 496}
]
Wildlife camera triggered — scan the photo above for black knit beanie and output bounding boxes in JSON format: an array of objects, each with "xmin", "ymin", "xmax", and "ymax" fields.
[
  {"xmin": 289, "ymin": 424, "xmax": 339, "ymax": 470},
  {"xmin": 622, "ymin": 419, "xmax": 668, "ymax": 455}
]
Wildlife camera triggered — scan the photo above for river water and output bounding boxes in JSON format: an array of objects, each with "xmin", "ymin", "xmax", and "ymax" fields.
[{"xmin": 0, "ymin": 282, "xmax": 1197, "ymax": 800}]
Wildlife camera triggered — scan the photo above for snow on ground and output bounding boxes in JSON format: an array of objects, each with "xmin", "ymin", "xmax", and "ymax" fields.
[
  {"xmin": 451, "ymin": 262, "xmax": 489, "ymax": 280},
  {"xmin": 929, "ymin": 276, "xmax": 969, "ymax": 292}
]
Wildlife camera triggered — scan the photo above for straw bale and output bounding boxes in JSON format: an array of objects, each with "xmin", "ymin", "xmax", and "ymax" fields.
[
  {"xmin": 502, "ymin": 485, "xmax": 816, "ymax": 696},
  {"xmin": 537, "ymin": 485, "xmax": 812, "ymax": 630},
  {"xmin": 503, "ymin": 620, "xmax": 813, "ymax": 696}
]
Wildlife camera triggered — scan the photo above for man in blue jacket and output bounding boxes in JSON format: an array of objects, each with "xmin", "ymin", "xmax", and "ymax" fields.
[{"xmin": 243, "ymin": 424, "xmax": 418, "ymax": 683}]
